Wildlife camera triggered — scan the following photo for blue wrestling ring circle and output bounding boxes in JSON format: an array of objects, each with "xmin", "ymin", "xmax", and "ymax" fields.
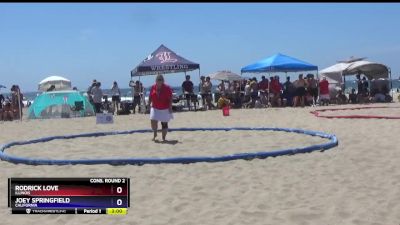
[{"xmin": 0, "ymin": 127, "xmax": 338, "ymax": 166}]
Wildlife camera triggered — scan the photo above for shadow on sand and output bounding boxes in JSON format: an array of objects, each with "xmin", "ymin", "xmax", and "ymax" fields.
[{"xmin": 154, "ymin": 139, "xmax": 180, "ymax": 145}]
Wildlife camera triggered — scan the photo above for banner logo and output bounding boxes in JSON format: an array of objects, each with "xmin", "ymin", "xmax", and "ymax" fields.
[{"xmin": 156, "ymin": 51, "xmax": 177, "ymax": 63}]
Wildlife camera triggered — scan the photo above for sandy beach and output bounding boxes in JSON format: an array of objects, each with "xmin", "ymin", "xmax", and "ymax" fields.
[{"xmin": 1, "ymin": 102, "xmax": 400, "ymax": 225}]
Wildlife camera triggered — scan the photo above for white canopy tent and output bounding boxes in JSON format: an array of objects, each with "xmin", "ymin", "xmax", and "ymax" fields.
[
  {"xmin": 38, "ymin": 76, "xmax": 72, "ymax": 92},
  {"xmin": 320, "ymin": 60, "xmax": 390, "ymax": 84},
  {"xmin": 320, "ymin": 58, "xmax": 392, "ymax": 98},
  {"xmin": 319, "ymin": 62, "xmax": 350, "ymax": 83},
  {"xmin": 345, "ymin": 61, "xmax": 389, "ymax": 80}
]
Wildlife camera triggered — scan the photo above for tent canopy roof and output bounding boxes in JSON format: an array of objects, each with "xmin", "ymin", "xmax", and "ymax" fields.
[
  {"xmin": 131, "ymin": 44, "xmax": 200, "ymax": 77},
  {"xmin": 38, "ymin": 76, "xmax": 71, "ymax": 91},
  {"xmin": 39, "ymin": 76, "xmax": 70, "ymax": 84},
  {"xmin": 320, "ymin": 60, "xmax": 389, "ymax": 83},
  {"xmin": 337, "ymin": 56, "xmax": 367, "ymax": 63},
  {"xmin": 241, "ymin": 53, "xmax": 318, "ymax": 73},
  {"xmin": 38, "ymin": 76, "xmax": 72, "ymax": 92}
]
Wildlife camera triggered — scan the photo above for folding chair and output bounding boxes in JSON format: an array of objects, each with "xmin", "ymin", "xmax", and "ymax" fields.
[{"xmin": 71, "ymin": 101, "xmax": 84, "ymax": 117}]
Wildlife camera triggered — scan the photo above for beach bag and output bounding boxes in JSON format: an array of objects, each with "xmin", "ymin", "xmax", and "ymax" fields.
[{"xmin": 222, "ymin": 106, "xmax": 230, "ymax": 116}]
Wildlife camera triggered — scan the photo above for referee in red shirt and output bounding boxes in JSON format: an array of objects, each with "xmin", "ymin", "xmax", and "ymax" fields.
[{"xmin": 148, "ymin": 74, "xmax": 174, "ymax": 141}]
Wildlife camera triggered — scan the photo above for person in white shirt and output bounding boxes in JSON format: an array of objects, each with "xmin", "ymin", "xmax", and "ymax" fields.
[
  {"xmin": 111, "ymin": 81, "xmax": 121, "ymax": 111},
  {"xmin": 91, "ymin": 82, "xmax": 103, "ymax": 113}
]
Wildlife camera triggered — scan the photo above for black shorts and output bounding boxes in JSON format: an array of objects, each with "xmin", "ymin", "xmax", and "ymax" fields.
[
  {"xmin": 309, "ymin": 88, "xmax": 318, "ymax": 97},
  {"xmin": 185, "ymin": 93, "xmax": 198, "ymax": 101},
  {"xmin": 295, "ymin": 87, "xmax": 306, "ymax": 97},
  {"xmin": 133, "ymin": 96, "xmax": 141, "ymax": 105},
  {"xmin": 112, "ymin": 96, "xmax": 120, "ymax": 102}
]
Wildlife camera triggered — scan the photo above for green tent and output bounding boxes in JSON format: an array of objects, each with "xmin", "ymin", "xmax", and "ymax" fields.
[{"xmin": 28, "ymin": 90, "xmax": 95, "ymax": 119}]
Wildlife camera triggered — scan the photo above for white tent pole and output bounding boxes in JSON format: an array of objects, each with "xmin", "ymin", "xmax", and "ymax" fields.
[
  {"xmin": 389, "ymin": 67, "xmax": 393, "ymax": 101},
  {"xmin": 198, "ymin": 68, "xmax": 201, "ymax": 82},
  {"xmin": 316, "ymin": 69, "xmax": 320, "ymax": 106}
]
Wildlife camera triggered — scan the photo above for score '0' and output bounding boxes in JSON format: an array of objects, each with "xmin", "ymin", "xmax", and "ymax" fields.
[{"xmin": 117, "ymin": 199, "xmax": 122, "ymax": 206}]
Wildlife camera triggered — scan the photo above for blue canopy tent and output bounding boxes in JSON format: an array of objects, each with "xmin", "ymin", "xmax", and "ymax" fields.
[
  {"xmin": 241, "ymin": 53, "xmax": 319, "ymax": 106},
  {"xmin": 241, "ymin": 53, "xmax": 318, "ymax": 74},
  {"xmin": 131, "ymin": 44, "xmax": 200, "ymax": 77}
]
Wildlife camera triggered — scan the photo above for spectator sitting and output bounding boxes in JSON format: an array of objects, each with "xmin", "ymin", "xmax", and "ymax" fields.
[
  {"xmin": 374, "ymin": 92, "xmax": 386, "ymax": 102},
  {"xmin": 373, "ymin": 87, "xmax": 389, "ymax": 103},
  {"xmin": 11, "ymin": 85, "xmax": 23, "ymax": 119},
  {"xmin": 349, "ymin": 88, "xmax": 357, "ymax": 104},
  {"xmin": 47, "ymin": 85, "xmax": 56, "ymax": 92},
  {"xmin": 217, "ymin": 93, "xmax": 232, "ymax": 109},
  {"xmin": 254, "ymin": 99, "xmax": 263, "ymax": 108},
  {"xmin": 1, "ymin": 99, "xmax": 14, "ymax": 121},
  {"xmin": 336, "ymin": 90, "xmax": 348, "ymax": 104}
]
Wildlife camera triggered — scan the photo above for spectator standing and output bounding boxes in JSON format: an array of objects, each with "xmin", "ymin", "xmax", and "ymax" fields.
[
  {"xmin": 111, "ymin": 81, "xmax": 121, "ymax": 111},
  {"xmin": 91, "ymin": 82, "xmax": 103, "ymax": 113}
]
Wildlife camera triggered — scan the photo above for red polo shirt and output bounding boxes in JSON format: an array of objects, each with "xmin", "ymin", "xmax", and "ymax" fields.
[
  {"xmin": 270, "ymin": 80, "xmax": 281, "ymax": 94},
  {"xmin": 150, "ymin": 84, "xmax": 173, "ymax": 110},
  {"xmin": 258, "ymin": 80, "xmax": 269, "ymax": 91},
  {"xmin": 319, "ymin": 80, "xmax": 329, "ymax": 95}
]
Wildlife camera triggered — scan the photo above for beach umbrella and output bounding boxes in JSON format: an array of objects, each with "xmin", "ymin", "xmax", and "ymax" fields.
[
  {"xmin": 209, "ymin": 70, "xmax": 242, "ymax": 81},
  {"xmin": 38, "ymin": 76, "xmax": 72, "ymax": 92}
]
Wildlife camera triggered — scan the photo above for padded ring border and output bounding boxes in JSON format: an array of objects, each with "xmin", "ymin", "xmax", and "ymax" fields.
[{"xmin": 0, "ymin": 127, "xmax": 338, "ymax": 165}]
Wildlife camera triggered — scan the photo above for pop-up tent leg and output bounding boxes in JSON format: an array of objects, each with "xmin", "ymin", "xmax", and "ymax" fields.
[
  {"xmin": 389, "ymin": 68, "xmax": 393, "ymax": 101},
  {"xmin": 316, "ymin": 70, "xmax": 320, "ymax": 106},
  {"xmin": 343, "ymin": 72, "xmax": 346, "ymax": 93}
]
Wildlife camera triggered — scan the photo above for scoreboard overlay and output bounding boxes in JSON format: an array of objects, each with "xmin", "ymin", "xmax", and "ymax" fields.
[{"xmin": 8, "ymin": 178, "xmax": 130, "ymax": 215}]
